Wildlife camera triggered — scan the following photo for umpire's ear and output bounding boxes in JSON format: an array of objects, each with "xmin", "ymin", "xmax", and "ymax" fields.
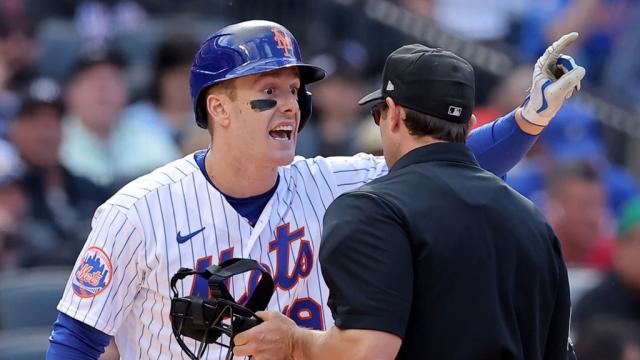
[
  {"xmin": 385, "ymin": 97, "xmax": 405, "ymax": 134},
  {"xmin": 466, "ymin": 114, "xmax": 477, "ymax": 139}
]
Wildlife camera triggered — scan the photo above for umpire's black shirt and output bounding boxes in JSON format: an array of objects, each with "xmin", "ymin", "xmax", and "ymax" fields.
[{"xmin": 319, "ymin": 143, "xmax": 572, "ymax": 360}]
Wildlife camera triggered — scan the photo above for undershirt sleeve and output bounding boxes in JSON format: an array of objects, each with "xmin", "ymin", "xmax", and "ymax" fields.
[
  {"xmin": 467, "ymin": 110, "xmax": 537, "ymax": 178},
  {"xmin": 46, "ymin": 312, "xmax": 111, "ymax": 359}
]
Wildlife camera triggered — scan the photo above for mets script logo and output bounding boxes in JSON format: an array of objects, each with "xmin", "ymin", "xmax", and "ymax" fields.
[
  {"xmin": 272, "ymin": 28, "xmax": 293, "ymax": 56},
  {"xmin": 190, "ymin": 223, "xmax": 324, "ymax": 330},
  {"xmin": 72, "ymin": 246, "xmax": 113, "ymax": 298}
]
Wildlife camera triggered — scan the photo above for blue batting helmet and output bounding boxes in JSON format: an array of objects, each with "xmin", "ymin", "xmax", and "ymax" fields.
[{"xmin": 190, "ymin": 20, "xmax": 326, "ymax": 130}]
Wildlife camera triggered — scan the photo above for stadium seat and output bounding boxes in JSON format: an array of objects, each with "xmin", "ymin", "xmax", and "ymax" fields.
[
  {"xmin": 0, "ymin": 327, "xmax": 51, "ymax": 360},
  {"xmin": 0, "ymin": 267, "xmax": 70, "ymax": 330}
]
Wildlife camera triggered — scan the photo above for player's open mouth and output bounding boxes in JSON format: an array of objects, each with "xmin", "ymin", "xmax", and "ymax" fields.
[{"xmin": 269, "ymin": 124, "xmax": 293, "ymax": 141}]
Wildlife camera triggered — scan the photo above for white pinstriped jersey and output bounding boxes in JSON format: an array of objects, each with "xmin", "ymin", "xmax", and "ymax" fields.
[{"xmin": 57, "ymin": 151, "xmax": 388, "ymax": 359}]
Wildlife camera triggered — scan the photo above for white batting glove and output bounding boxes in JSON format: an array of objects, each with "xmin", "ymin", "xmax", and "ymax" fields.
[{"xmin": 521, "ymin": 32, "xmax": 586, "ymax": 127}]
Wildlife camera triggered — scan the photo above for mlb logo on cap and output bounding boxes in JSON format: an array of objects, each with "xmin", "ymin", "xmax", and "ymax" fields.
[{"xmin": 448, "ymin": 106, "xmax": 462, "ymax": 117}]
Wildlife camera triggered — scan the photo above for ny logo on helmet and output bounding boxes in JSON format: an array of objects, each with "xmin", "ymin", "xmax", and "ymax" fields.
[{"xmin": 272, "ymin": 28, "xmax": 293, "ymax": 56}]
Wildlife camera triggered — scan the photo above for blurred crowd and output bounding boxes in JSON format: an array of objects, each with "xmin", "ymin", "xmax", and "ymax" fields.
[{"xmin": 1, "ymin": 0, "xmax": 639, "ymax": 358}]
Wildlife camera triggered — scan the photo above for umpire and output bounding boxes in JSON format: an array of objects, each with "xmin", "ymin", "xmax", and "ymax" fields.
[{"xmin": 319, "ymin": 44, "xmax": 575, "ymax": 359}]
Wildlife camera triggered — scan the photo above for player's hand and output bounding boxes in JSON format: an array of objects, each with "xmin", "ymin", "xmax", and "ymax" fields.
[
  {"xmin": 233, "ymin": 311, "xmax": 297, "ymax": 360},
  {"xmin": 520, "ymin": 32, "xmax": 586, "ymax": 127}
]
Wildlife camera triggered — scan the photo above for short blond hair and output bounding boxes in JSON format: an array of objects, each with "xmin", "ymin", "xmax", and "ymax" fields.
[{"xmin": 206, "ymin": 79, "xmax": 236, "ymax": 101}]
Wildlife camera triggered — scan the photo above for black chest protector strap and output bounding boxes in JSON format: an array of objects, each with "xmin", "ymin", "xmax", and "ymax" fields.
[
  {"xmin": 169, "ymin": 258, "xmax": 274, "ymax": 360},
  {"xmin": 206, "ymin": 258, "xmax": 274, "ymax": 313}
]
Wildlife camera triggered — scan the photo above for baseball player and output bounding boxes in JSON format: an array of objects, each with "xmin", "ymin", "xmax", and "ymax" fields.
[{"xmin": 47, "ymin": 21, "xmax": 584, "ymax": 360}]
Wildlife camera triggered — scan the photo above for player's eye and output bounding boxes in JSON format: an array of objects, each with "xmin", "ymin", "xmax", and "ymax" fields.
[
  {"xmin": 265, "ymin": 87, "xmax": 276, "ymax": 96},
  {"xmin": 290, "ymin": 87, "xmax": 299, "ymax": 96}
]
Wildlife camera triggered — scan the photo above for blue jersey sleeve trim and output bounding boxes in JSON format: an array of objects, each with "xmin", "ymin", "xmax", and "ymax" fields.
[
  {"xmin": 467, "ymin": 110, "xmax": 537, "ymax": 177},
  {"xmin": 46, "ymin": 312, "xmax": 111, "ymax": 360}
]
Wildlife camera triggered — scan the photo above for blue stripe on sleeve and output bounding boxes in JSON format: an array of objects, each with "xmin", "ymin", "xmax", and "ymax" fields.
[
  {"xmin": 47, "ymin": 312, "xmax": 111, "ymax": 360},
  {"xmin": 467, "ymin": 110, "xmax": 537, "ymax": 178}
]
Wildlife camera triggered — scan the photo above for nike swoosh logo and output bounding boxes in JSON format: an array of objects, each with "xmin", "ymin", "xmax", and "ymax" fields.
[{"xmin": 176, "ymin": 227, "xmax": 205, "ymax": 244}]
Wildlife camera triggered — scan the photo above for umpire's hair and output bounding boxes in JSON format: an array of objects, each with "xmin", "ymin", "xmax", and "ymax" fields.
[{"xmin": 402, "ymin": 108, "xmax": 469, "ymax": 143}]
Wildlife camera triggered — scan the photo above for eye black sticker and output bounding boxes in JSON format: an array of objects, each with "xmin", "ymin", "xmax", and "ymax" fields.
[{"xmin": 250, "ymin": 99, "xmax": 277, "ymax": 112}]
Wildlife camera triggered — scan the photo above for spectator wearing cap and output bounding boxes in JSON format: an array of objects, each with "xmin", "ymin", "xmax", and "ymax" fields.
[
  {"xmin": 8, "ymin": 77, "xmax": 111, "ymax": 267},
  {"xmin": 121, "ymin": 35, "xmax": 199, "ymax": 153},
  {"xmin": 0, "ymin": 139, "xmax": 28, "ymax": 271},
  {"xmin": 59, "ymin": 51, "xmax": 181, "ymax": 187},
  {"xmin": 573, "ymin": 197, "xmax": 640, "ymax": 332}
]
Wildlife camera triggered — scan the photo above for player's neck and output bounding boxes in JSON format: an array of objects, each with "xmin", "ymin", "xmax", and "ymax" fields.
[{"xmin": 205, "ymin": 147, "xmax": 278, "ymax": 198}]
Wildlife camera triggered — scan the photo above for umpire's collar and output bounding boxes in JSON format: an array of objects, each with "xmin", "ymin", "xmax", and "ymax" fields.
[{"xmin": 389, "ymin": 142, "xmax": 479, "ymax": 173}]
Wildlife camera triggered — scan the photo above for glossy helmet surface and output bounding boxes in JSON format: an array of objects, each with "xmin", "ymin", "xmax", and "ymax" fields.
[{"xmin": 190, "ymin": 20, "xmax": 325, "ymax": 129}]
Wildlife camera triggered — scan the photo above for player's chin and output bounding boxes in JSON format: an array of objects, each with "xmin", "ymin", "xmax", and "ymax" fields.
[
  {"xmin": 273, "ymin": 150, "xmax": 296, "ymax": 166},
  {"xmin": 268, "ymin": 146, "xmax": 297, "ymax": 166},
  {"xmin": 266, "ymin": 133, "xmax": 297, "ymax": 163}
]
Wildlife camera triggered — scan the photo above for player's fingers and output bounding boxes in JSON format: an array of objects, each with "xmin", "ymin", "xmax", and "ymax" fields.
[
  {"xmin": 556, "ymin": 54, "xmax": 577, "ymax": 74},
  {"xmin": 547, "ymin": 66, "xmax": 586, "ymax": 99},
  {"xmin": 550, "ymin": 32, "xmax": 579, "ymax": 55},
  {"xmin": 538, "ymin": 32, "xmax": 579, "ymax": 71}
]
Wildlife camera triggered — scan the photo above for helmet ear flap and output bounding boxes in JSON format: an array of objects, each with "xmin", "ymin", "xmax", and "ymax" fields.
[
  {"xmin": 298, "ymin": 85, "xmax": 313, "ymax": 132},
  {"xmin": 195, "ymin": 92, "xmax": 209, "ymax": 129}
]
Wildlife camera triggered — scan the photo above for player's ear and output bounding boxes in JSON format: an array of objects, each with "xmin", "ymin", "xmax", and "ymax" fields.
[{"xmin": 206, "ymin": 93, "xmax": 230, "ymax": 127}]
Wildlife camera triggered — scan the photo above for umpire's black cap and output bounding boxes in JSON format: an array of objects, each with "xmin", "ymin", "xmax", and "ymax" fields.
[{"xmin": 359, "ymin": 44, "xmax": 475, "ymax": 123}]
